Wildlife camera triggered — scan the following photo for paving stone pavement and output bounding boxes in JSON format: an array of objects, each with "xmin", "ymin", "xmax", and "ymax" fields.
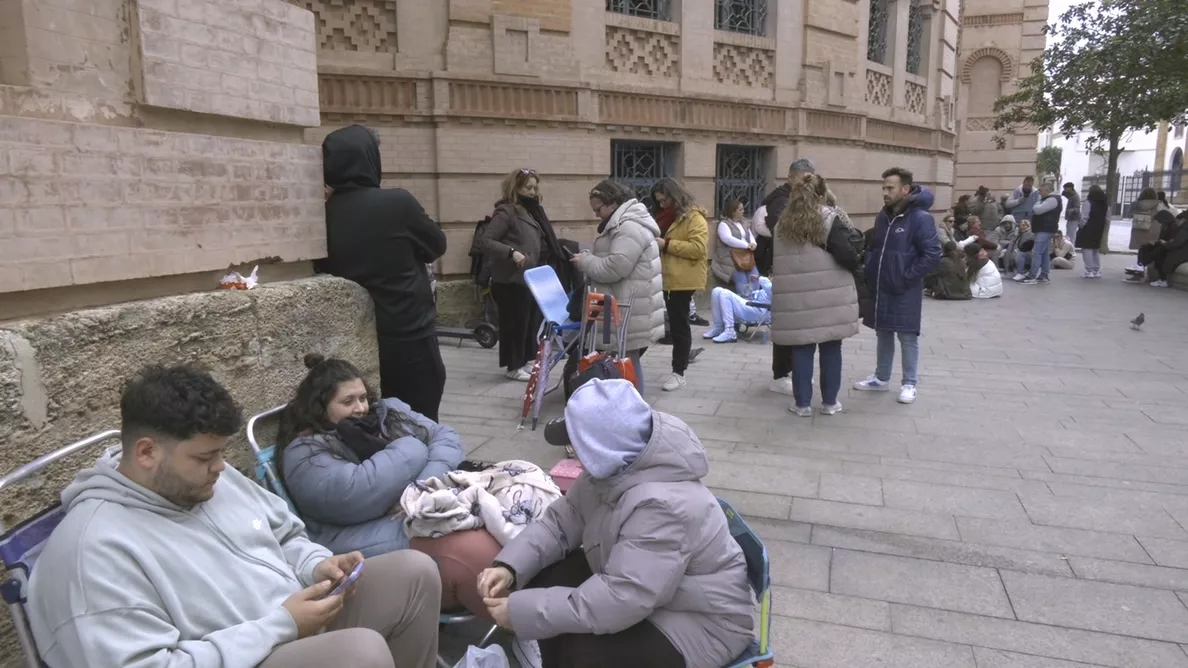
[{"xmin": 438, "ymin": 254, "xmax": 1188, "ymax": 667}]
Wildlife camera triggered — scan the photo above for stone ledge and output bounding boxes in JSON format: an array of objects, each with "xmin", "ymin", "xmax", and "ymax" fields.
[{"xmin": 0, "ymin": 275, "xmax": 377, "ymax": 527}]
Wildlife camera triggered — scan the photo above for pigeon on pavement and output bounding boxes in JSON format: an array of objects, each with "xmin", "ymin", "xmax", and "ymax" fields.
[{"xmin": 1130, "ymin": 313, "xmax": 1145, "ymax": 330}]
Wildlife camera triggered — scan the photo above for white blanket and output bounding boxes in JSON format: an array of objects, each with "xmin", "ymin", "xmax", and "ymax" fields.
[{"xmin": 399, "ymin": 460, "xmax": 561, "ymax": 545}]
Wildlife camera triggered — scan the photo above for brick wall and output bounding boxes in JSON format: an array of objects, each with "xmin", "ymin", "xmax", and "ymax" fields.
[
  {"xmin": 0, "ymin": 116, "xmax": 324, "ymax": 293},
  {"xmin": 20, "ymin": 0, "xmax": 130, "ymax": 98},
  {"xmin": 138, "ymin": 0, "xmax": 320, "ymax": 126}
]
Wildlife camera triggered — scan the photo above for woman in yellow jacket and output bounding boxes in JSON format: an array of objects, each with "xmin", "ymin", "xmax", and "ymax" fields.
[{"xmin": 651, "ymin": 178, "xmax": 709, "ymax": 391}]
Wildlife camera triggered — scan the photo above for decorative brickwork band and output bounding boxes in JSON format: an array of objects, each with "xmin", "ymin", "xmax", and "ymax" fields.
[
  {"xmin": 959, "ymin": 47, "xmax": 1014, "ymax": 84},
  {"xmin": 713, "ymin": 43, "xmax": 775, "ymax": 88},
  {"xmin": 605, "ymin": 25, "xmax": 680, "ymax": 78}
]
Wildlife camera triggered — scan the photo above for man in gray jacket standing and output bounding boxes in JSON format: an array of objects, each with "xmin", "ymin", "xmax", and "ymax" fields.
[
  {"xmin": 1005, "ymin": 176, "xmax": 1041, "ymax": 222},
  {"xmin": 1017, "ymin": 182, "xmax": 1064, "ymax": 285}
]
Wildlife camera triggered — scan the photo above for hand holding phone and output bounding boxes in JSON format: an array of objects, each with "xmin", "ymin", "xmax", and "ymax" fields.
[{"xmin": 327, "ymin": 561, "xmax": 365, "ymax": 598}]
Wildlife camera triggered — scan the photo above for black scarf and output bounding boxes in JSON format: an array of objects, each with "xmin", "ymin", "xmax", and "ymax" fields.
[
  {"xmin": 335, "ymin": 414, "xmax": 388, "ymax": 462},
  {"xmin": 520, "ymin": 195, "xmax": 576, "ymax": 291}
]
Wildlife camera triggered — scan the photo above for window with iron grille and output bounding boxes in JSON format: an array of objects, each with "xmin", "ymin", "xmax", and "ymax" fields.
[
  {"xmin": 715, "ymin": 0, "xmax": 767, "ymax": 36},
  {"xmin": 610, "ymin": 140, "xmax": 678, "ymax": 201},
  {"xmin": 906, "ymin": 3, "xmax": 926, "ymax": 75},
  {"xmin": 867, "ymin": 0, "xmax": 890, "ymax": 65},
  {"xmin": 606, "ymin": 0, "xmax": 671, "ymax": 21},
  {"xmin": 715, "ymin": 145, "xmax": 770, "ymax": 217}
]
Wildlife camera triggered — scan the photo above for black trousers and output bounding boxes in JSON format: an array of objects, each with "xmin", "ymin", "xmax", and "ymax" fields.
[
  {"xmin": 378, "ymin": 334, "xmax": 445, "ymax": 422},
  {"xmin": 664, "ymin": 290, "xmax": 694, "ymax": 375},
  {"xmin": 772, "ymin": 343, "xmax": 794, "ymax": 380},
  {"xmin": 489, "ymin": 281, "xmax": 541, "ymax": 371},
  {"xmin": 527, "ymin": 552, "xmax": 686, "ymax": 668}
]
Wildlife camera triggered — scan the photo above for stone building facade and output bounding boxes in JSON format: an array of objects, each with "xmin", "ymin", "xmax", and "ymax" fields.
[
  {"xmin": 300, "ymin": 0, "xmax": 964, "ymax": 284},
  {"xmin": 953, "ymin": 0, "xmax": 1049, "ymax": 195}
]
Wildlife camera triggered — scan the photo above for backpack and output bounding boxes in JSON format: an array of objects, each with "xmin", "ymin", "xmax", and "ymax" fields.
[
  {"xmin": 824, "ymin": 206, "xmax": 866, "ymax": 259},
  {"xmin": 468, "ymin": 216, "xmax": 493, "ymax": 286}
]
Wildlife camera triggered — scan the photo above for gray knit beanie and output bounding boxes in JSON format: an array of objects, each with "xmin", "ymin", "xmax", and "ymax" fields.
[{"xmin": 789, "ymin": 158, "xmax": 817, "ymax": 174}]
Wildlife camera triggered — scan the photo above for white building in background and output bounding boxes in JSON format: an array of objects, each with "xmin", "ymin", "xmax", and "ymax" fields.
[{"xmin": 1042, "ymin": 123, "xmax": 1186, "ymax": 205}]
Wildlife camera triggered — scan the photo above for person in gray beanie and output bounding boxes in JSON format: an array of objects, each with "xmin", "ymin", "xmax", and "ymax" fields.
[{"xmin": 477, "ymin": 378, "xmax": 754, "ymax": 668}]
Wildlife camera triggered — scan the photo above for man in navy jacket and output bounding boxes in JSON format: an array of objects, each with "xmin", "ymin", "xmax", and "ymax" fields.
[{"xmin": 855, "ymin": 168, "xmax": 942, "ymax": 405}]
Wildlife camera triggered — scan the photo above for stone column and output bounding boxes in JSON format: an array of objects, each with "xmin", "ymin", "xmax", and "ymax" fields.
[
  {"xmin": 891, "ymin": 0, "xmax": 910, "ymax": 109},
  {"xmin": 773, "ymin": 0, "xmax": 804, "ymax": 105},
  {"xmin": 678, "ymin": 0, "xmax": 714, "ymax": 93}
]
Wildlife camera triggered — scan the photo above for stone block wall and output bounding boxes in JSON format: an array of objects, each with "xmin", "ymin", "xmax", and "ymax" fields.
[
  {"xmin": 0, "ymin": 116, "xmax": 324, "ymax": 292},
  {"xmin": 138, "ymin": 0, "xmax": 321, "ymax": 126},
  {"xmin": 0, "ymin": 0, "xmax": 325, "ymax": 305},
  {"xmin": 0, "ymin": 276, "xmax": 378, "ymax": 662}
]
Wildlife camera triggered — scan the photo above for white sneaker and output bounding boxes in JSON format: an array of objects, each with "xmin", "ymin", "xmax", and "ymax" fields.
[
  {"xmin": 854, "ymin": 375, "xmax": 891, "ymax": 391},
  {"xmin": 1151, "ymin": 280, "xmax": 1169, "ymax": 288},
  {"xmin": 703, "ymin": 326, "xmax": 724, "ymax": 339},
  {"xmin": 768, "ymin": 376, "xmax": 795, "ymax": 396},
  {"xmin": 506, "ymin": 368, "xmax": 531, "ymax": 382},
  {"xmin": 1012, "ymin": 273, "xmax": 1027, "ymax": 282},
  {"xmin": 898, "ymin": 384, "xmax": 918, "ymax": 404},
  {"xmin": 661, "ymin": 373, "xmax": 686, "ymax": 391},
  {"xmin": 790, "ymin": 405, "xmax": 813, "ymax": 418},
  {"xmin": 821, "ymin": 402, "xmax": 843, "ymax": 415},
  {"xmin": 512, "ymin": 637, "xmax": 543, "ymax": 668}
]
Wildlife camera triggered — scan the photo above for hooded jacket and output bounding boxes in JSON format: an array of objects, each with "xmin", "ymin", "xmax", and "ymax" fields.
[
  {"xmin": 1077, "ymin": 190, "xmax": 1109, "ymax": 250},
  {"xmin": 280, "ymin": 397, "xmax": 464, "ymax": 556},
  {"xmin": 322, "ymin": 125, "xmax": 448, "ymax": 342},
  {"xmin": 1006, "ymin": 184, "xmax": 1041, "ymax": 220},
  {"xmin": 575, "ymin": 199, "xmax": 665, "ymax": 352},
  {"xmin": 497, "ymin": 380, "xmax": 753, "ymax": 668},
  {"xmin": 863, "ymin": 186, "xmax": 942, "ymax": 333},
  {"xmin": 28, "ymin": 453, "xmax": 331, "ymax": 668}
]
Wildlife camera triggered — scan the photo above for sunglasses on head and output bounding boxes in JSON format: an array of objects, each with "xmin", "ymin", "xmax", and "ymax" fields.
[{"xmin": 519, "ymin": 169, "xmax": 537, "ymax": 176}]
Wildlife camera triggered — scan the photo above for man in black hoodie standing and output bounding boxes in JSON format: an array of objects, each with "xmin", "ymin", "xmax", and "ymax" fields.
[{"xmin": 321, "ymin": 125, "xmax": 449, "ymax": 421}]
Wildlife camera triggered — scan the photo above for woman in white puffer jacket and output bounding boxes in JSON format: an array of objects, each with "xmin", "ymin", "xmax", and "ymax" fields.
[{"xmin": 964, "ymin": 244, "xmax": 1003, "ymax": 298}]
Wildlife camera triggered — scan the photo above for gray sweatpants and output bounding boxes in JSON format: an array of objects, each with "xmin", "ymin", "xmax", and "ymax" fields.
[{"xmin": 260, "ymin": 550, "xmax": 442, "ymax": 668}]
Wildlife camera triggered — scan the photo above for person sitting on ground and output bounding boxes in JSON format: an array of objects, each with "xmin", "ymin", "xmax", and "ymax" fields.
[
  {"xmin": 710, "ymin": 198, "xmax": 761, "ymax": 295},
  {"xmin": 29, "ymin": 365, "xmax": 442, "ymax": 668},
  {"xmin": 937, "ymin": 213, "xmax": 959, "ymax": 246},
  {"xmin": 477, "ymin": 378, "xmax": 754, "ymax": 668},
  {"xmin": 966, "ymin": 244, "xmax": 1004, "ymax": 298},
  {"xmin": 1049, "ymin": 231, "xmax": 1076, "ymax": 269},
  {"xmin": 703, "ymin": 276, "xmax": 773, "ymax": 343},
  {"xmin": 1008, "ymin": 219, "xmax": 1036, "ymax": 279},
  {"xmin": 989, "ymin": 215, "xmax": 1018, "ymax": 269},
  {"xmin": 277, "ymin": 355, "xmax": 502, "ymax": 626},
  {"xmin": 1146, "ymin": 211, "xmax": 1188, "ymax": 288},
  {"xmin": 924, "ymin": 242, "xmax": 971, "ymax": 300},
  {"xmin": 1131, "ymin": 207, "xmax": 1182, "ymax": 283}
]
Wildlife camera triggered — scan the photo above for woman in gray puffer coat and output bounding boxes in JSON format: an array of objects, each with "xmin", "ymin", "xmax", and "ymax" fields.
[
  {"xmin": 567, "ymin": 180, "xmax": 665, "ymax": 388},
  {"xmin": 478, "ymin": 378, "xmax": 753, "ymax": 668},
  {"xmin": 770, "ymin": 174, "xmax": 860, "ymax": 418}
]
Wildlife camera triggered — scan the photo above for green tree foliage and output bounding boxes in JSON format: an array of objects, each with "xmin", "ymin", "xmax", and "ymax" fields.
[
  {"xmin": 993, "ymin": 0, "xmax": 1188, "ymax": 251},
  {"xmin": 1036, "ymin": 146, "xmax": 1063, "ymax": 178}
]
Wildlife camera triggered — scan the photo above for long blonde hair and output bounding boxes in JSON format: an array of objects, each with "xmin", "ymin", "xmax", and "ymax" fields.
[{"xmin": 776, "ymin": 174, "xmax": 828, "ymax": 246}]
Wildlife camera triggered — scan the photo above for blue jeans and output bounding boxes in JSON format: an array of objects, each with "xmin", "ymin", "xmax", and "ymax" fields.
[
  {"xmin": 875, "ymin": 330, "xmax": 919, "ymax": 387},
  {"xmin": 731, "ymin": 268, "xmax": 759, "ymax": 295},
  {"xmin": 1028, "ymin": 232, "xmax": 1053, "ymax": 280},
  {"xmin": 791, "ymin": 340, "xmax": 843, "ymax": 408}
]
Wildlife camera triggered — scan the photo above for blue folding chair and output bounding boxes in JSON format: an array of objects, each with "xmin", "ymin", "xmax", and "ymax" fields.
[
  {"xmin": 718, "ymin": 498, "xmax": 775, "ymax": 668},
  {"xmin": 0, "ymin": 430, "xmax": 123, "ymax": 668},
  {"xmin": 246, "ymin": 407, "xmax": 499, "ymax": 668}
]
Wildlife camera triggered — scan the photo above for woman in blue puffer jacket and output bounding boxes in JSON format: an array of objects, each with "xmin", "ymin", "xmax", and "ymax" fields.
[{"xmin": 277, "ymin": 353, "xmax": 501, "ymax": 620}]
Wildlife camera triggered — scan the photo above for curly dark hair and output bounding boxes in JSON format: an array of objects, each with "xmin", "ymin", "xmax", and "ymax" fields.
[{"xmin": 120, "ymin": 365, "xmax": 242, "ymax": 451}]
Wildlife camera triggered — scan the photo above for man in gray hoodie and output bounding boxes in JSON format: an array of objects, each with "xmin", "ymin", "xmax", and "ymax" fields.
[{"xmin": 28, "ymin": 365, "xmax": 442, "ymax": 668}]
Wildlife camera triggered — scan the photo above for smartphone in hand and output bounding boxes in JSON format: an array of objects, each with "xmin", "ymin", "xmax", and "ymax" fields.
[{"xmin": 327, "ymin": 562, "xmax": 365, "ymax": 598}]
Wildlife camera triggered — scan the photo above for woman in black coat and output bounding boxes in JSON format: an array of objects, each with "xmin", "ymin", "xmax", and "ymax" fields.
[{"xmin": 1076, "ymin": 185, "xmax": 1108, "ymax": 279}]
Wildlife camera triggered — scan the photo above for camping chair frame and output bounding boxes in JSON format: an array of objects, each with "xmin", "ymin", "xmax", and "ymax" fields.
[
  {"xmin": 719, "ymin": 498, "xmax": 775, "ymax": 668},
  {"xmin": 247, "ymin": 407, "xmax": 499, "ymax": 666},
  {"xmin": 0, "ymin": 429, "xmax": 123, "ymax": 668}
]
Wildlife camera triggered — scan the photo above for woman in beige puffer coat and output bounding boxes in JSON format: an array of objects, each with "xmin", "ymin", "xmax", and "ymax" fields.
[
  {"xmin": 770, "ymin": 174, "xmax": 860, "ymax": 417},
  {"xmin": 566, "ymin": 179, "xmax": 665, "ymax": 392}
]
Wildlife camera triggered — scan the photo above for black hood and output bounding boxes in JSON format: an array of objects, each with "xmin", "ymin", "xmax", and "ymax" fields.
[
  {"xmin": 762, "ymin": 183, "xmax": 792, "ymax": 207},
  {"xmin": 323, "ymin": 124, "xmax": 381, "ymax": 190}
]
